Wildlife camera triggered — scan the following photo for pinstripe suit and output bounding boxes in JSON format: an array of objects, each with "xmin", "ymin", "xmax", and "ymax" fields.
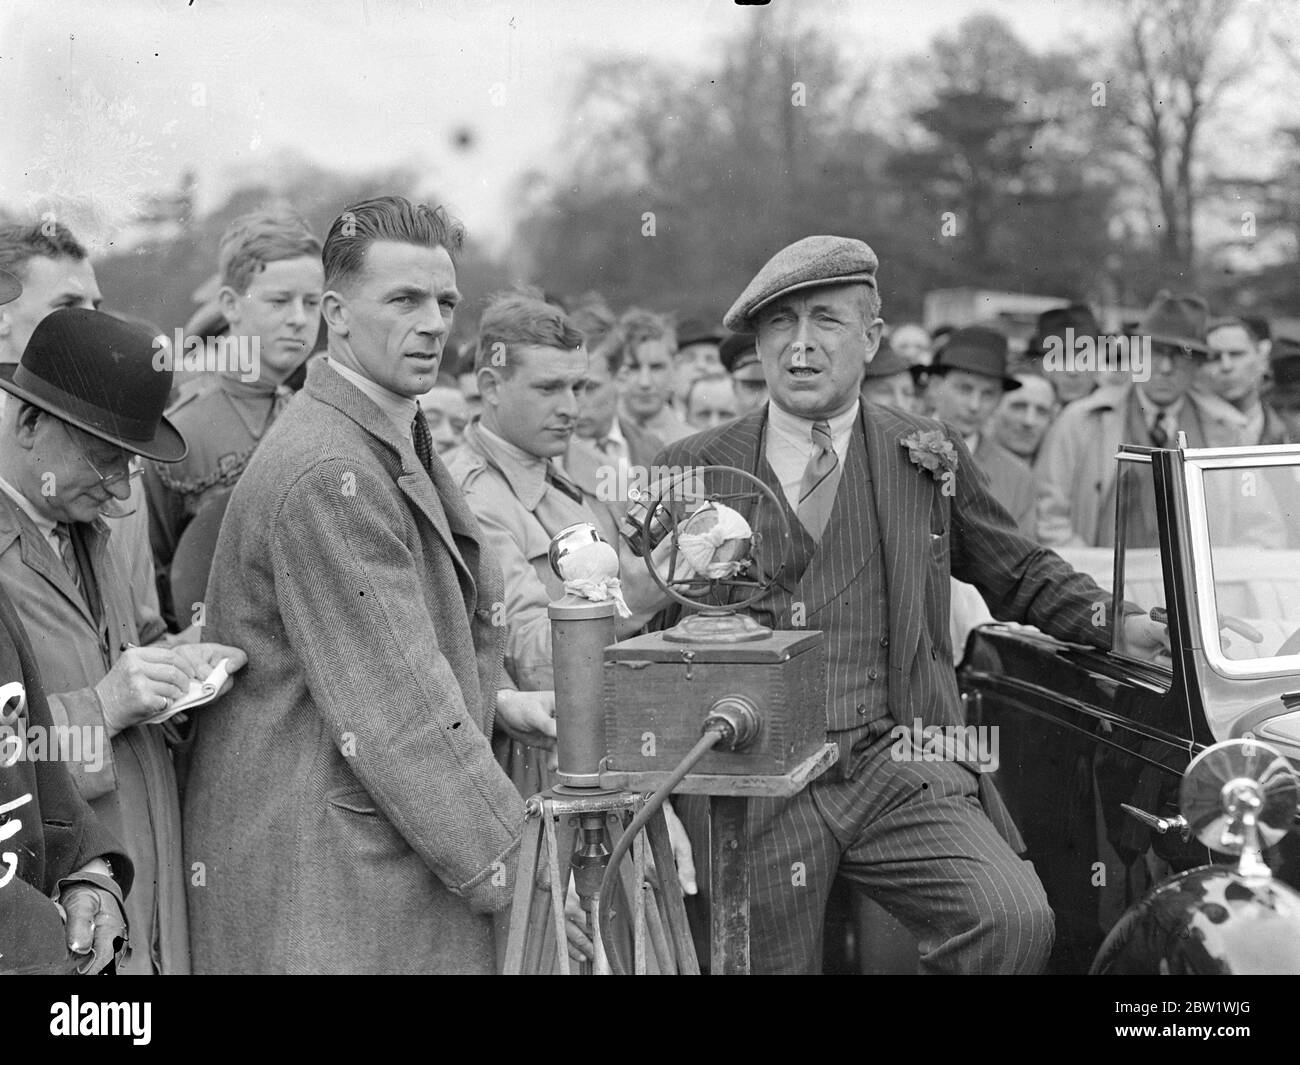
[{"xmin": 658, "ymin": 401, "xmax": 1115, "ymax": 973}]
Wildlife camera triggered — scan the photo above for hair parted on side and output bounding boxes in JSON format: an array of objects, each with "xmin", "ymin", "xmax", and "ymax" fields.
[
  {"xmin": 323, "ymin": 196, "xmax": 466, "ymax": 293},
  {"xmin": 474, "ymin": 290, "xmax": 585, "ymax": 378},
  {"xmin": 606, "ymin": 308, "xmax": 676, "ymax": 374},
  {"xmin": 218, "ymin": 209, "xmax": 322, "ymax": 294},
  {"xmin": 0, "ymin": 221, "xmax": 88, "ymax": 280}
]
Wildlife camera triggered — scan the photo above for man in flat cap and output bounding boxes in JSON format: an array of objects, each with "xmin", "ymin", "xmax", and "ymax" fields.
[
  {"xmin": 644, "ymin": 234, "xmax": 1166, "ymax": 973},
  {"xmin": 0, "ymin": 307, "xmax": 245, "ymax": 973}
]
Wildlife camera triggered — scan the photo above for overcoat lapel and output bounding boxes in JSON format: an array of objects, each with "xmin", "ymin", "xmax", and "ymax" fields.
[{"xmin": 307, "ymin": 363, "xmax": 482, "ymax": 610}]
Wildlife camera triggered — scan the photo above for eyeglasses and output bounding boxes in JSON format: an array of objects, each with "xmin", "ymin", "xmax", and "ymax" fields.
[{"xmin": 62, "ymin": 423, "xmax": 142, "ymax": 493}]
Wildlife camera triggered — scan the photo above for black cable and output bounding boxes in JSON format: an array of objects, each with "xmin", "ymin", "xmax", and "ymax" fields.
[{"xmin": 596, "ymin": 727, "xmax": 726, "ymax": 975}]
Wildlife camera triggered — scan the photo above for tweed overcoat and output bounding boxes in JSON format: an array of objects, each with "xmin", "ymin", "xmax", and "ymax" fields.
[{"xmin": 183, "ymin": 360, "xmax": 524, "ymax": 974}]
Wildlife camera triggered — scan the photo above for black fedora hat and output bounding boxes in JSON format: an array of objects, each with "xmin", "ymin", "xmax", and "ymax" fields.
[
  {"xmin": 1025, "ymin": 303, "xmax": 1100, "ymax": 360},
  {"xmin": 0, "ymin": 268, "xmax": 20, "ymax": 306},
  {"xmin": 0, "ymin": 308, "xmax": 187, "ymax": 462},
  {"xmin": 929, "ymin": 326, "xmax": 1021, "ymax": 390},
  {"xmin": 1138, "ymin": 291, "xmax": 1211, "ymax": 357}
]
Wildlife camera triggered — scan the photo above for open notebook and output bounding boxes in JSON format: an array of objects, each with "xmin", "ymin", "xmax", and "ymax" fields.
[{"xmin": 144, "ymin": 658, "xmax": 232, "ymax": 725}]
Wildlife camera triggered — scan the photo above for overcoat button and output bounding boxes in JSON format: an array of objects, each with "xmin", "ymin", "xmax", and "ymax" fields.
[
  {"xmin": 879, "ymin": 636, "xmax": 889, "ymax": 647},
  {"xmin": 856, "ymin": 703, "xmax": 868, "ymax": 716}
]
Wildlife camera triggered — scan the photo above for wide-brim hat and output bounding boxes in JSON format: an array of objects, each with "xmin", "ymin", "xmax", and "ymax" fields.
[
  {"xmin": 928, "ymin": 325, "xmax": 1020, "ymax": 390},
  {"xmin": 0, "ymin": 268, "xmax": 20, "ymax": 306},
  {"xmin": 863, "ymin": 338, "xmax": 914, "ymax": 380},
  {"xmin": 724, "ymin": 235, "xmax": 879, "ymax": 334},
  {"xmin": 0, "ymin": 307, "xmax": 187, "ymax": 462},
  {"xmin": 1138, "ymin": 291, "xmax": 1211, "ymax": 357}
]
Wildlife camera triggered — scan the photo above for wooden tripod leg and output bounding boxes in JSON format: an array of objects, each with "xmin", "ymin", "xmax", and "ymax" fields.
[
  {"xmin": 542, "ymin": 804, "xmax": 572, "ymax": 975},
  {"xmin": 503, "ymin": 813, "xmax": 544, "ymax": 974},
  {"xmin": 645, "ymin": 810, "xmax": 701, "ymax": 975},
  {"xmin": 708, "ymin": 796, "xmax": 750, "ymax": 975}
]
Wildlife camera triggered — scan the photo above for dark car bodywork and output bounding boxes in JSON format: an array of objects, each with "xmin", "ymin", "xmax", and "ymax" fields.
[{"xmin": 959, "ymin": 443, "xmax": 1300, "ymax": 972}]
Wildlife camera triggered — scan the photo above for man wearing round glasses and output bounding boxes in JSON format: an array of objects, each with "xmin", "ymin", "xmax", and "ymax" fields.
[{"xmin": 0, "ymin": 306, "xmax": 245, "ymax": 973}]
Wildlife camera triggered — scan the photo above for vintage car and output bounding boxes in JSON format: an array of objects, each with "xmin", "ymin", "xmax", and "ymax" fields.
[{"xmin": 959, "ymin": 442, "xmax": 1300, "ymax": 972}]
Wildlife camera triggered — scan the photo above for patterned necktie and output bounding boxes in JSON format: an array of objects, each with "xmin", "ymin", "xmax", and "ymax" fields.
[
  {"xmin": 54, "ymin": 523, "xmax": 83, "ymax": 593},
  {"xmin": 797, "ymin": 421, "xmax": 840, "ymax": 541},
  {"xmin": 412, "ymin": 408, "xmax": 435, "ymax": 476},
  {"xmin": 1150, "ymin": 409, "xmax": 1171, "ymax": 448}
]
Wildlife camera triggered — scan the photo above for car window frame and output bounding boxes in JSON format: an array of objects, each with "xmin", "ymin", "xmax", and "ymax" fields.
[{"xmin": 1182, "ymin": 445, "xmax": 1300, "ymax": 682}]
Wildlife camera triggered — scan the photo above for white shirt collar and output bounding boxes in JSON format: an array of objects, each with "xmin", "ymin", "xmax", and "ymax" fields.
[
  {"xmin": 327, "ymin": 357, "xmax": 419, "ymax": 438},
  {"xmin": 767, "ymin": 399, "xmax": 859, "ymax": 455}
]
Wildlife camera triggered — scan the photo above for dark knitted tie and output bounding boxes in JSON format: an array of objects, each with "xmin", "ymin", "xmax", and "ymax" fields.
[
  {"xmin": 412, "ymin": 408, "xmax": 435, "ymax": 476},
  {"xmin": 797, "ymin": 420, "xmax": 840, "ymax": 541},
  {"xmin": 54, "ymin": 523, "xmax": 83, "ymax": 592},
  {"xmin": 1149, "ymin": 409, "xmax": 1171, "ymax": 448}
]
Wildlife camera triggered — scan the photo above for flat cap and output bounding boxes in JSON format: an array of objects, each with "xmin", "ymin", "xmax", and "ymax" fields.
[{"xmin": 724, "ymin": 235, "xmax": 878, "ymax": 334}]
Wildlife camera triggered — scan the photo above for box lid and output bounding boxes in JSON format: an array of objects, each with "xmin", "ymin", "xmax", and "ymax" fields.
[{"xmin": 604, "ymin": 628, "xmax": 823, "ymax": 664}]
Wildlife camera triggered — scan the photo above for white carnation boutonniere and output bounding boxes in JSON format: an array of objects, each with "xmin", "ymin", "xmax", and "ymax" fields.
[{"xmin": 900, "ymin": 429, "xmax": 959, "ymax": 486}]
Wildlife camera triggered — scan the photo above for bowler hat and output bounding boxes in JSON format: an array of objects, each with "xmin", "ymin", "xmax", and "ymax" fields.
[
  {"xmin": 724, "ymin": 235, "xmax": 878, "ymax": 334},
  {"xmin": 1138, "ymin": 291, "xmax": 1210, "ymax": 357},
  {"xmin": 928, "ymin": 326, "xmax": 1021, "ymax": 391},
  {"xmin": 1270, "ymin": 335, "xmax": 1300, "ymax": 402},
  {"xmin": 862, "ymin": 338, "xmax": 914, "ymax": 380},
  {"xmin": 0, "ymin": 268, "xmax": 19, "ymax": 306},
  {"xmin": 1024, "ymin": 303, "xmax": 1100, "ymax": 360},
  {"xmin": 0, "ymin": 308, "xmax": 186, "ymax": 462}
]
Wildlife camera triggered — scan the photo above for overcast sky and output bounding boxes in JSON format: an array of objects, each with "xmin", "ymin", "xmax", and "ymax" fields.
[{"xmin": 0, "ymin": 0, "xmax": 1290, "ymax": 253}]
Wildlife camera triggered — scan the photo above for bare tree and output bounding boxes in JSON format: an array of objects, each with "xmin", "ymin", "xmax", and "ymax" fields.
[{"xmin": 1110, "ymin": 0, "xmax": 1245, "ymax": 279}]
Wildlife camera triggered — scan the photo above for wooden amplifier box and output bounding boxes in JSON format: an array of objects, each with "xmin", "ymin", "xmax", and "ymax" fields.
[{"xmin": 601, "ymin": 629, "xmax": 827, "ymax": 778}]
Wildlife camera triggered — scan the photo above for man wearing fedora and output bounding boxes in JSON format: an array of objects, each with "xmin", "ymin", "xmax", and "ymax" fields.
[
  {"xmin": 0, "ymin": 307, "xmax": 246, "ymax": 974},
  {"xmin": 1035, "ymin": 293, "xmax": 1251, "ymax": 548},
  {"xmin": 920, "ymin": 326, "xmax": 1037, "ymax": 537},
  {"xmin": 1021, "ymin": 304, "xmax": 1103, "ymax": 405},
  {"xmin": 645, "ymin": 234, "xmax": 1167, "ymax": 974}
]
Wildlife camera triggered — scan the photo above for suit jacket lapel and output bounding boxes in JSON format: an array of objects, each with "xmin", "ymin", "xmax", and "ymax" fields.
[{"xmin": 862, "ymin": 406, "xmax": 930, "ymax": 677}]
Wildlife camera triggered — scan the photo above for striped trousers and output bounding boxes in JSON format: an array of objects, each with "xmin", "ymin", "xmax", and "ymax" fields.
[{"xmin": 682, "ymin": 719, "xmax": 1053, "ymax": 974}]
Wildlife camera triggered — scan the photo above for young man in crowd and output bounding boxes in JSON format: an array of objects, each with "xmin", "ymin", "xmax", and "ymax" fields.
[
  {"xmin": 615, "ymin": 308, "xmax": 692, "ymax": 444},
  {"xmin": 991, "ymin": 370, "xmax": 1059, "ymax": 466},
  {"xmin": 144, "ymin": 210, "xmax": 323, "ymax": 627}
]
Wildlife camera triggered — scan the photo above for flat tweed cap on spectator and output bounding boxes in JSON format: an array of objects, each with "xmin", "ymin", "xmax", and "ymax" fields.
[{"xmin": 724, "ymin": 235, "xmax": 879, "ymax": 334}]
